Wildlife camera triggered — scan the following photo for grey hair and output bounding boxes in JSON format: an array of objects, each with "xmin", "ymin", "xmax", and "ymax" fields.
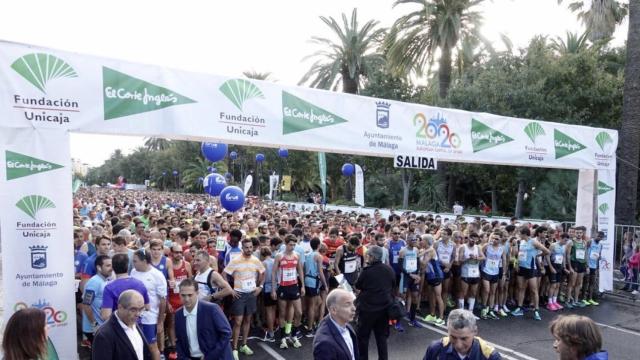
[
  {"xmin": 118, "ymin": 289, "xmax": 143, "ymax": 308},
  {"xmin": 421, "ymin": 234, "xmax": 434, "ymax": 245},
  {"xmin": 326, "ymin": 289, "xmax": 351, "ymax": 311},
  {"xmin": 367, "ymin": 245, "xmax": 384, "ymax": 263},
  {"xmin": 447, "ymin": 309, "xmax": 477, "ymax": 331}
]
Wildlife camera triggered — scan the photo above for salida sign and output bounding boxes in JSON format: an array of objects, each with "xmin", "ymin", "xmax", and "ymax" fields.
[{"xmin": 394, "ymin": 155, "xmax": 437, "ymax": 170}]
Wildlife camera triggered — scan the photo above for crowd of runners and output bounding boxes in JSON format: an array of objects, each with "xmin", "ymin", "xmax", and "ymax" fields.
[{"xmin": 73, "ymin": 188, "xmax": 608, "ymax": 360}]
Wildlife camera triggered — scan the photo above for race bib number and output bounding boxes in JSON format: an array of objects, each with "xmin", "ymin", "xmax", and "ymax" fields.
[
  {"xmin": 468, "ymin": 266, "xmax": 480, "ymax": 277},
  {"xmin": 282, "ymin": 268, "xmax": 297, "ymax": 282},
  {"xmin": 345, "ymin": 260, "xmax": 357, "ymax": 274},
  {"xmin": 406, "ymin": 258, "xmax": 418, "ymax": 272},
  {"xmin": 216, "ymin": 237, "xmax": 226, "ymax": 251},
  {"xmin": 575, "ymin": 249, "xmax": 586, "ymax": 260},
  {"xmin": 439, "ymin": 253, "xmax": 450, "ymax": 263},
  {"xmin": 553, "ymin": 254, "xmax": 564, "ymax": 264},
  {"xmin": 486, "ymin": 259, "xmax": 500, "ymax": 270},
  {"xmin": 393, "ymin": 256, "xmax": 399, "ymax": 264},
  {"xmin": 241, "ymin": 278, "xmax": 256, "ymax": 291},
  {"xmin": 590, "ymin": 251, "xmax": 599, "ymax": 260}
]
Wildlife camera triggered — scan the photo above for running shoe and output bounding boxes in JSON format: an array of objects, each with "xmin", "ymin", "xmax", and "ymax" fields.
[
  {"xmin": 502, "ymin": 305, "xmax": 511, "ymax": 313},
  {"xmin": 408, "ymin": 319, "xmax": 424, "ymax": 328},
  {"xmin": 394, "ymin": 322, "xmax": 405, "ymax": 332},
  {"xmin": 279, "ymin": 338, "xmax": 288, "ymax": 349},
  {"xmin": 232, "ymin": 350, "xmax": 240, "ymax": 360},
  {"xmin": 555, "ymin": 303, "xmax": 564, "ymax": 310},
  {"xmin": 305, "ymin": 328, "xmax": 316, "ymax": 338},
  {"xmin": 588, "ymin": 299, "xmax": 599, "ymax": 306},
  {"xmin": 434, "ymin": 318, "xmax": 446, "ymax": 326},
  {"xmin": 292, "ymin": 337, "xmax": 302, "ymax": 348},
  {"xmin": 167, "ymin": 351, "xmax": 178, "ymax": 360},
  {"xmin": 575, "ymin": 301, "xmax": 586, "ymax": 308},
  {"xmin": 263, "ymin": 330, "xmax": 275, "ymax": 342},
  {"xmin": 447, "ymin": 299, "xmax": 456, "ymax": 308},
  {"xmin": 423, "ymin": 314, "xmax": 436, "ymax": 323},
  {"xmin": 498, "ymin": 309, "xmax": 509, "ymax": 317},
  {"xmin": 546, "ymin": 303, "xmax": 556, "ymax": 311},
  {"xmin": 533, "ymin": 311, "xmax": 542, "ymax": 321},
  {"xmin": 582, "ymin": 299, "xmax": 591, "ymax": 307},
  {"xmin": 564, "ymin": 301, "xmax": 574, "ymax": 309},
  {"xmin": 511, "ymin": 307, "xmax": 524, "ymax": 317},
  {"xmin": 488, "ymin": 310, "xmax": 499, "ymax": 320},
  {"xmin": 480, "ymin": 307, "xmax": 489, "ymax": 319},
  {"xmin": 239, "ymin": 345, "xmax": 254, "ymax": 356},
  {"xmin": 632, "ymin": 290, "xmax": 639, "ymax": 295}
]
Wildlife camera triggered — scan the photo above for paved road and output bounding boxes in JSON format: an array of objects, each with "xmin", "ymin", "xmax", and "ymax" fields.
[{"xmin": 184, "ymin": 296, "xmax": 640, "ymax": 360}]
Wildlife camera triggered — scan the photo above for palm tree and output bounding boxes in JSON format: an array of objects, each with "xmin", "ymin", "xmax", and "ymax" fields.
[
  {"xmin": 550, "ymin": 31, "xmax": 591, "ymax": 55},
  {"xmin": 616, "ymin": 0, "xmax": 640, "ymax": 224},
  {"xmin": 299, "ymin": 8, "xmax": 385, "ymax": 94},
  {"xmin": 386, "ymin": 0, "xmax": 485, "ymax": 99},
  {"xmin": 558, "ymin": 1, "xmax": 628, "ymax": 42},
  {"xmin": 243, "ymin": 71, "xmax": 273, "ymax": 81},
  {"xmin": 143, "ymin": 137, "xmax": 171, "ymax": 151}
]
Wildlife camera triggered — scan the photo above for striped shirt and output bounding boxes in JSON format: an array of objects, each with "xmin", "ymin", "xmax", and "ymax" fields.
[{"xmin": 224, "ymin": 255, "xmax": 265, "ymax": 293}]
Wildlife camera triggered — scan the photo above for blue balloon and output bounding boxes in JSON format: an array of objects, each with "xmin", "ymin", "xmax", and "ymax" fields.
[
  {"xmin": 204, "ymin": 173, "xmax": 226, "ymax": 196},
  {"xmin": 230, "ymin": 151, "xmax": 238, "ymax": 160},
  {"xmin": 220, "ymin": 186, "xmax": 245, "ymax": 212},
  {"xmin": 278, "ymin": 148, "xmax": 289, "ymax": 158},
  {"xmin": 201, "ymin": 142, "xmax": 228, "ymax": 162},
  {"xmin": 256, "ymin": 153, "xmax": 265, "ymax": 163},
  {"xmin": 341, "ymin": 163, "xmax": 354, "ymax": 177},
  {"xmin": 172, "ymin": 170, "xmax": 179, "ymax": 176},
  {"xmin": 224, "ymin": 172, "xmax": 232, "ymax": 179}
]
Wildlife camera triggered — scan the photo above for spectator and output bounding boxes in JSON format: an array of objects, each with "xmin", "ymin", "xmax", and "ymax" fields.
[
  {"xmin": 550, "ymin": 315, "xmax": 608, "ymax": 360},
  {"xmin": 313, "ymin": 289, "xmax": 358, "ymax": 360},
  {"xmin": 423, "ymin": 309, "xmax": 501, "ymax": 360},
  {"xmin": 92, "ymin": 289, "xmax": 152, "ymax": 360},
  {"xmin": 354, "ymin": 245, "xmax": 395, "ymax": 360},
  {"xmin": 2, "ymin": 308, "xmax": 48, "ymax": 360},
  {"xmin": 174, "ymin": 278, "xmax": 234, "ymax": 360}
]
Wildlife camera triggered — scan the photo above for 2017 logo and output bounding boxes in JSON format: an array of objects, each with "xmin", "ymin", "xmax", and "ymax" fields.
[{"xmin": 413, "ymin": 113, "xmax": 461, "ymax": 148}]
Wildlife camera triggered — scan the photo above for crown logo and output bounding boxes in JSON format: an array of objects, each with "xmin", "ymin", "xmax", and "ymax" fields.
[{"xmin": 29, "ymin": 245, "xmax": 48, "ymax": 251}]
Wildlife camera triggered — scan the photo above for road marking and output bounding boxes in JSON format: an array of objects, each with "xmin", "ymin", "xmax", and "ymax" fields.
[
  {"xmin": 417, "ymin": 319, "xmax": 539, "ymax": 360},
  {"xmin": 595, "ymin": 321, "xmax": 640, "ymax": 337},
  {"xmin": 258, "ymin": 342, "xmax": 287, "ymax": 360}
]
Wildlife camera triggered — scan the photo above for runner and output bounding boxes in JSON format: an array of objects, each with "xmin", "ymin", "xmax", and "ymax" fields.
[
  {"xmin": 457, "ymin": 233, "xmax": 484, "ymax": 317},
  {"xmin": 511, "ymin": 227, "xmax": 550, "ymax": 320},
  {"xmin": 192, "ymin": 250, "xmax": 232, "ymax": 303},
  {"xmin": 81, "ymin": 255, "xmax": 112, "ymax": 347},
  {"xmin": 567, "ymin": 226, "xmax": 589, "ymax": 308},
  {"xmin": 546, "ymin": 233, "xmax": 569, "ymax": 311},
  {"xmin": 480, "ymin": 231, "xmax": 506, "ymax": 320},
  {"xmin": 496, "ymin": 233, "xmax": 511, "ymax": 316},
  {"xmin": 303, "ymin": 237, "xmax": 328, "ymax": 337},
  {"xmin": 398, "ymin": 234, "xmax": 422, "ymax": 327},
  {"xmin": 272, "ymin": 235, "xmax": 306, "ymax": 349},
  {"xmin": 436, "ymin": 228, "xmax": 456, "ymax": 309},
  {"xmin": 224, "ymin": 238, "xmax": 266, "ymax": 359},
  {"xmin": 334, "ymin": 235, "xmax": 362, "ymax": 287},
  {"xmin": 166, "ymin": 244, "xmax": 192, "ymax": 360},
  {"xmin": 260, "ymin": 246, "xmax": 277, "ymax": 342},
  {"xmin": 583, "ymin": 231, "xmax": 604, "ymax": 306},
  {"xmin": 386, "ymin": 226, "xmax": 407, "ymax": 332},
  {"xmin": 422, "ymin": 234, "xmax": 445, "ymax": 326}
]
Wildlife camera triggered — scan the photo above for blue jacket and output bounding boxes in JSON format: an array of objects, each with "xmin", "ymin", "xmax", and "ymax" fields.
[
  {"xmin": 175, "ymin": 301, "xmax": 233, "ymax": 360},
  {"xmin": 423, "ymin": 336, "xmax": 501, "ymax": 360},
  {"xmin": 585, "ymin": 351, "xmax": 608, "ymax": 360},
  {"xmin": 313, "ymin": 316, "xmax": 359, "ymax": 360}
]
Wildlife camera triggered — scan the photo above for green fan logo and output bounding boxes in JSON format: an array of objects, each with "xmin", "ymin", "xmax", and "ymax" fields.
[
  {"xmin": 282, "ymin": 91, "xmax": 347, "ymax": 134},
  {"xmin": 524, "ymin": 122, "xmax": 545, "ymax": 144},
  {"xmin": 554, "ymin": 129, "xmax": 586, "ymax": 159},
  {"xmin": 11, "ymin": 53, "xmax": 78, "ymax": 93},
  {"xmin": 16, "ymin": 195, "xmax": 56, "ymax": 220},
  {"xmin": 5, "ymin": 151, "xmax": 63, "ymax": 180},
  {"xmin": 595, "ymin": 131, "xmax": 613, "ymax": 152},
  {"xmin": 103, "ymin": 67, "xmax": 196, "ymax": 120},
  {"xmin": 598, "ymin": 181, "xmax": 614, "ymax": 195},
  {"xmin": 219, "ymin": 79, "xmax": 264, "ymax": 111},
  {"xmin": 471, "ymin": 119, "xmax": 514, "ymax": 152},
  {"xmin": 598, "ymin": 203, "xmax": 609, "ymax": 215}
]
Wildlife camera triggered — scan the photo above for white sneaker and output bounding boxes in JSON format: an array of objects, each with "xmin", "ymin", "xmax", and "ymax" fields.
[{"xmin": 632, "ymin": 290, "xmax": 639, "ymax": 295}]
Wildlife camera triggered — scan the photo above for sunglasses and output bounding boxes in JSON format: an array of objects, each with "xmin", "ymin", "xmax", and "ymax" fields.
[{"xmin": 392, "ymin": 232, "xmax": 401, "ymax": 235}]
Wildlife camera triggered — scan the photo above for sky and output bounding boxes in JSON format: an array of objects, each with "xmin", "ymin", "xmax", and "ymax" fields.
[{"xmin": 0, "ymin": 0, "xmax": 627, "ymax": 167}]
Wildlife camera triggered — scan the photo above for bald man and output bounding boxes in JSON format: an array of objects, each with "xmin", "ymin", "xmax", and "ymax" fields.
[
  {"xmin": 92, "ymin": 290, "xmax": 152, "ymax": 360},
  {"xmin": 312, "ymin": 289, "xmax": 358, "ymax": 360}
]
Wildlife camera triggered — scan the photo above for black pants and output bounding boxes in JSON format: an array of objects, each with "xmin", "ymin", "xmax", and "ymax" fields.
[{"xmin": 356, "ymin": 309, "xmax": 389, "ymax": 360}]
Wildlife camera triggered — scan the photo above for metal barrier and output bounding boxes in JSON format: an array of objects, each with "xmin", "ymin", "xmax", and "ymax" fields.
[{"xmin": 613, "ymin": 224, "xmax": 640, "ymax": 293}]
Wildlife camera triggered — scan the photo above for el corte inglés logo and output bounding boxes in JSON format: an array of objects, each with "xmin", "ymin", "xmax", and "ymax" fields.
[
  {"xmin": 597, "ymin": 181, "xmax": 614, "ymax": 195},
  {"xmin": 5, "ymin": 151, "xmax": 63, "ymax": 180},
  {"xmin": 282, "ymin": 91, "xmax": 347, "ymax": 134},
  {"xmin": 554, "ymin": 129, "xmax": 586, "ymax": 159},
  {"xmin": 103, "ymin": 67, "xmax": 196, "ymax": 120},
  {"xmin": 471, "ymin": 119, "xmax": 514, "ymax": 152},
  {"xmin": 11, "ymin": 53, "xmax": 77, "ymax": 93}
]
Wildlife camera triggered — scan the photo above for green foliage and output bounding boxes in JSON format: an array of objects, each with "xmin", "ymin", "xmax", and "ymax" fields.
[{"xmin": 529, "ymin": 170, "xmax": 578, "ymax": 220}]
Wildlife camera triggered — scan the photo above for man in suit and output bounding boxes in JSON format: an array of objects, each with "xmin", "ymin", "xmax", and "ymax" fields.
[
  {"xmin": 313, "ymin": 289, "xmax": 358, "ymax": 360},
  {"xmin": 174, "ymin": 278, "xmax": 234, "ymax": 360},
  {"xmin": 92, "ymin": 289, "xmax": 152, "ymax": 360}
]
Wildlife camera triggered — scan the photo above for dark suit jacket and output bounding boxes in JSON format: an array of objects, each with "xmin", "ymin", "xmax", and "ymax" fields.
[
  {"xmin": 92, "ymin": 313, "xmax": 152, "ymax": 360},
  {"xmin": 313, "ymin": 316, "xmax": 359, "ymax": 360},
  {"xmin": 175, "ymin": 301, "xmax": 233, "ymax": 360}
]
